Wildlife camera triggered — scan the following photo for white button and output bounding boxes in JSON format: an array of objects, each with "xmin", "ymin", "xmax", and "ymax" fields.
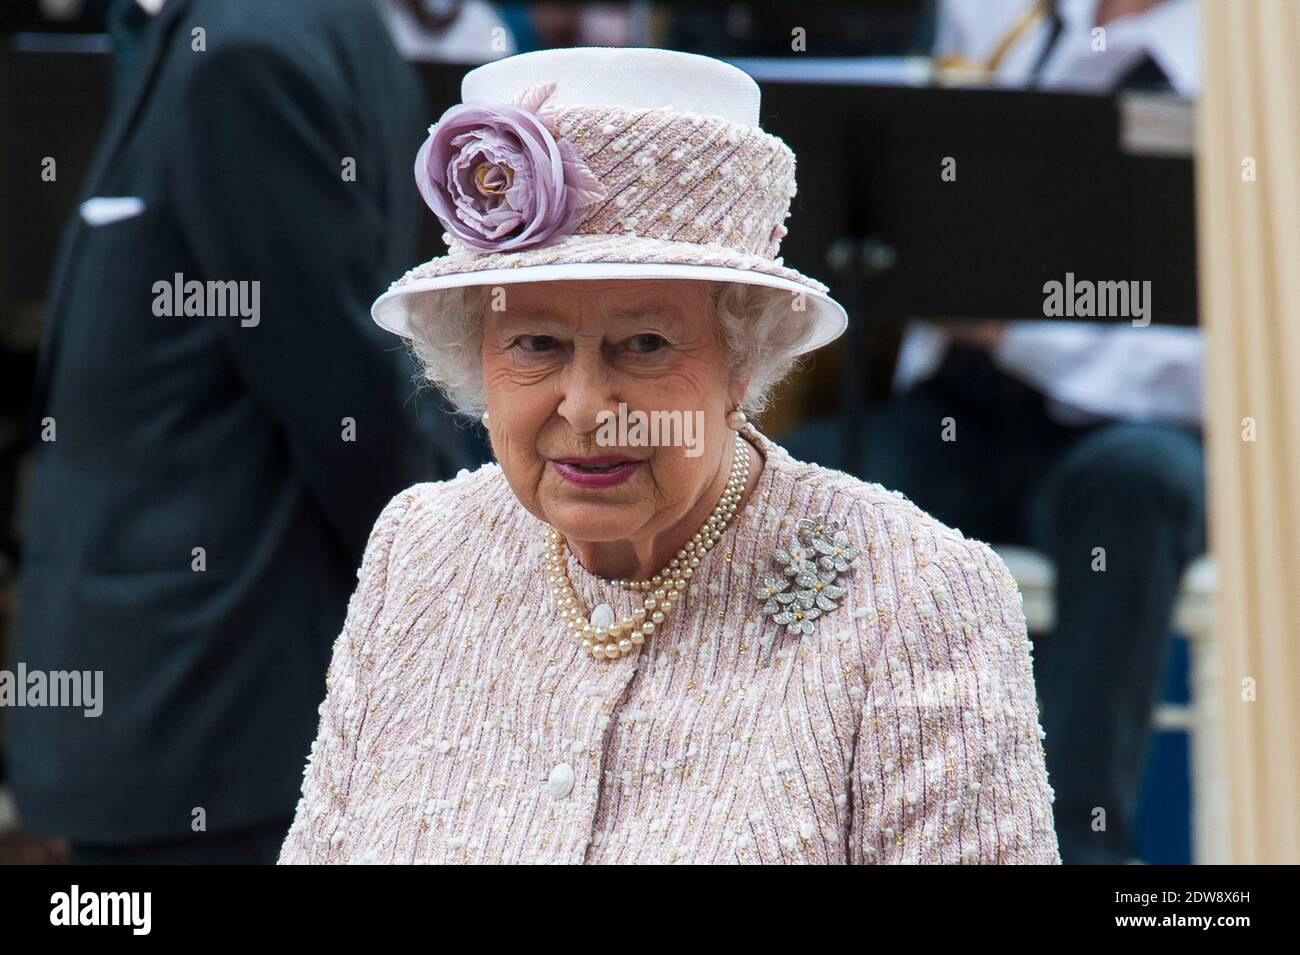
[{"xmin": 547, "ymin": 762, "xmax": 575, "ymax": 799}]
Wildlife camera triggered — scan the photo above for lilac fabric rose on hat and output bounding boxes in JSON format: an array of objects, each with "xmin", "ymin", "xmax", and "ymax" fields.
[{"xmin": 414, "ymin": 82, "xmax": 608, "ymax": 253}]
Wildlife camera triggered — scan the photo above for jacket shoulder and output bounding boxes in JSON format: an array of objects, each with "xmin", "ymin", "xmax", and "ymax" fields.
[
  {"xmin": 186, "ymin": 0, "xmax": 369, "ymax": 46},
  {"xmin": 768, "ymin": 448, "xmax": 1022, "ymax": 621},
  {"xmin": 386, "ymin": 461, "xmax": 518, "ymax": 548},
  {"xmin": 182, "ymin": 0, "xmax": 389, "ymax": 85},
  {"xmin": 772, "ymin": 449, "xmax": 988, "ymax": 552}
]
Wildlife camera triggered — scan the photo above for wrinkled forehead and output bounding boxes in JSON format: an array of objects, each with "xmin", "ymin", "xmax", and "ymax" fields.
[{"xmin": 485, "ymin": 279, "xmax": 713, "ymax": 329}]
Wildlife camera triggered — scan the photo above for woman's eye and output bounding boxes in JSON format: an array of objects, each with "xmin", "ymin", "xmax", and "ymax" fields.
[
  {"xmin": 628, "ymin": 334, "xmax": 666, "ymax": 353},
  {"xmin": 516, "ymin": 335, "xmax": 558, "ymax": 352}
]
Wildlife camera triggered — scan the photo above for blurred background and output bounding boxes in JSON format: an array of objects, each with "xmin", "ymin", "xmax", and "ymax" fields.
[{"xmin": 1, "ymin": 0, "xmax": 1296, "ymax": 865}]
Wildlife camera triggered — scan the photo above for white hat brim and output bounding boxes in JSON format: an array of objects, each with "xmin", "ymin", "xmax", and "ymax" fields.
[{"xmin": 372, "ymin": 261, "xmax": 848, "ymax": 356}]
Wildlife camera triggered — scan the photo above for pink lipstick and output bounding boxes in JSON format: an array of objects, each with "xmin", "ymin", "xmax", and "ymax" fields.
[{"xmin": 551, "ymin": 455, "xmax": 642, "ymax": 488}]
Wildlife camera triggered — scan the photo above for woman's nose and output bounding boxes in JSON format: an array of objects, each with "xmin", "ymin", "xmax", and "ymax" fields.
[{"xmin": 556, "ymin": 351, "xmax": 618, "ymax": 434}]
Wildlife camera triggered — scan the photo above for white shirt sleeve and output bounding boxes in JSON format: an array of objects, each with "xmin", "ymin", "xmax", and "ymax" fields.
[
  {"xmin": 891, "ymin": 320, "xmax": 951, "ymax": 392},
  {"xmin": 991, "ymin": 320, "xmax": 1204, "ymax": 425}
]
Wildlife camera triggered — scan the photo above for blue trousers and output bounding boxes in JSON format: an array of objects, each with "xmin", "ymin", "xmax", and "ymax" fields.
[{"xmin": 781, "ymin": 345, "xmax": 1207, "ymax": 864}]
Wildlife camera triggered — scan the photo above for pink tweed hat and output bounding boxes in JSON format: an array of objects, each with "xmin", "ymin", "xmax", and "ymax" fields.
[{"xmin": 371, "ymin": 46, "xmax": 848, "ymax": 354}]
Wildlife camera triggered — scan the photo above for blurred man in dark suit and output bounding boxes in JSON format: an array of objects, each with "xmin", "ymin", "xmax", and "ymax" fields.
[{"xmin": 9, "ymin": 0, "xmax": 466, "ymax": 863}]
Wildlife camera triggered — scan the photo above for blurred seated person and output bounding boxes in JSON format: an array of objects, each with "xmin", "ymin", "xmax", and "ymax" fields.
[{"xmin": 783, "ymin": 0, "xmax": 1204, "ymax": 864}]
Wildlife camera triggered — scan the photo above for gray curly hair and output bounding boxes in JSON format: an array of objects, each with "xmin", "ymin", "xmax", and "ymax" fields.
[{"xmin": 403, "ymin": 280, "xmax": 816, "ymax": 420}]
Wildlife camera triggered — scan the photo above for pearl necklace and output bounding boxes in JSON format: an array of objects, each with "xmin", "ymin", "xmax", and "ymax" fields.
[{"xmin": 544, "ymin": 433, "xmax": 752, "ymax": 660}]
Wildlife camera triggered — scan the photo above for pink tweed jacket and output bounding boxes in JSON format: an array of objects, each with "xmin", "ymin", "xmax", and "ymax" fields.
[{"xmin": 278, "ymin": 429, "xmax": 1061, "ymax": 864}]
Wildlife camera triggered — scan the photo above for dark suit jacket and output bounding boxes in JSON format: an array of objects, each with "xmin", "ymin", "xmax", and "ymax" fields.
[{"xmin": 10, "ymin": 0, "xmax": 464, "ymax": 842}]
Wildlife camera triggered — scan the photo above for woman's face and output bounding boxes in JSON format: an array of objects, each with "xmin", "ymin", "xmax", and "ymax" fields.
[{"xmin": 481, "ymin": 279, "xmax": 745, "ymax": 550}]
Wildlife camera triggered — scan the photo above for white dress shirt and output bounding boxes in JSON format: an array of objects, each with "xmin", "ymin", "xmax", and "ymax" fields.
[{"xmin": 895, "ymin": 0, "xmax": 1203, "ymax": 426}]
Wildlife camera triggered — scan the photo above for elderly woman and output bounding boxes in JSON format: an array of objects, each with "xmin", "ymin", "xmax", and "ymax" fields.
[{"xmin": 278, "ymin": 47, "xmax": 1060, "ymax": 864}]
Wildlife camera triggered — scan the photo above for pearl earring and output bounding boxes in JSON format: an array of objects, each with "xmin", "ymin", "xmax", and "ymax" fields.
[
  {"xmin": 481, "ymin": 410, "xmax": 491, "ymax": 427},
  {"xmin": 726, "ymin": 408, "xmax": 747, "ymax": 431}
]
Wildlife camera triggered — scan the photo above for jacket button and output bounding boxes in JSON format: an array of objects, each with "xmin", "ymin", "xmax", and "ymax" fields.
[{"xmin": 547, "ymin": 762, "xmax": 575, "ymax": 799}]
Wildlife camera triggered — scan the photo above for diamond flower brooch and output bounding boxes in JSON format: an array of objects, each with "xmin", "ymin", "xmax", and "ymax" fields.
[{"xmin": 755, "ymin": 514, "xmax": 859, "ymax": 635}]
